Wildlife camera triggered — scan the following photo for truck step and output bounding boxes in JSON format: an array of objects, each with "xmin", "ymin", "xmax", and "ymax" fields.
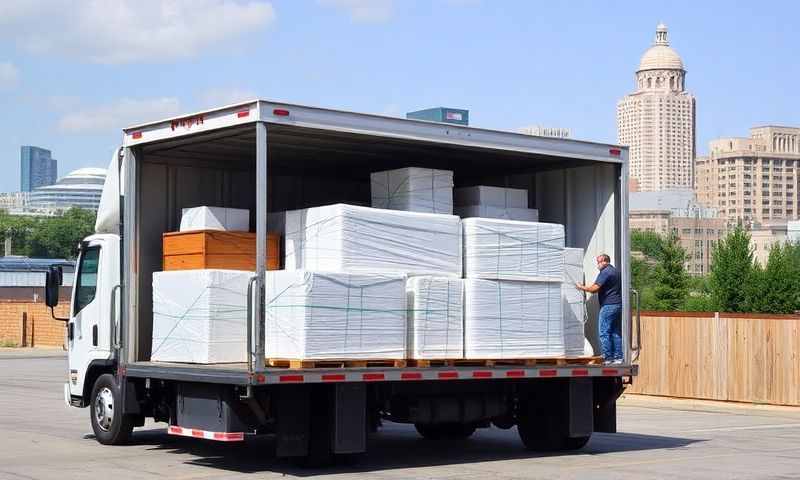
[
  {"xmin": 266, "ymin": 358, "xmax": 407, "ymax": 369},
  {"xmin": 407, "ymin": 356, "xmax": 604, "ymax": 368}
]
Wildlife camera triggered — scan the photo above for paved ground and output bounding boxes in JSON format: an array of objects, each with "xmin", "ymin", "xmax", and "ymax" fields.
[{"xmin": 2, "ymin": 350, "xmax": 800, "ymax": 479}]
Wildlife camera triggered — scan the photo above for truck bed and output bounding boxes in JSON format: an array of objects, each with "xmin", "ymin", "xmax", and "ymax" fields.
[{"xmin": 124, "ymin": 360, "xmax": 636, "ymax": 386}]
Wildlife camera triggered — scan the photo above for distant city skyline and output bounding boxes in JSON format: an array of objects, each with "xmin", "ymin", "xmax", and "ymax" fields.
[{"xmin": 1, "ymin": 1, "xmax": 799, "ymax": 193}]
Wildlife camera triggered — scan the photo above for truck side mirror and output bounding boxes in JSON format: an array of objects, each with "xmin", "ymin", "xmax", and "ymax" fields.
[{"xmin": 45, "ymin": 265, "xmax": 63, "ymax": 308}]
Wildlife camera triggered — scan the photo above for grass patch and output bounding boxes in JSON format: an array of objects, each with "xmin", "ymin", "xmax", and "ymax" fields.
[{"xmin": 0, "ymin": 339, "xmax": 19, "ymax": 348}]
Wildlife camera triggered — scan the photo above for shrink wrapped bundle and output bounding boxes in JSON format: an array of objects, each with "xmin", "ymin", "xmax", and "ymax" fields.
[
  {"xmin": 455, "ymin": 205, "xmax": 539, "ymax": 222},
  {"xmin": 462, "ymin": 218, "xmax": 565, "ymax": 282},
  {"xmin": 406, "ymin": 277, "xmax": 464, "ymax": 359},
  {"xmin": 563, "ymin": 248, "xmax": 587, "ymax": 357},
  {"xmin": 464, "ymin": 279, "xmax": 564, "ymax": 358},
  {"xmin": 265, "ymin": 270, "xmax": 406, "ymax": 360},
  {"xmin": 283, "ymin": 204, "xmax": 462, "ymax": 277},
  {"xmin": 180, "ymin": 206, "xmax": 249, "ymax": 232},
  {"xmin": 371, "ymin": 167, "xmax": 454, "ymax": 214},
  {"xmin": 151, "ymin": 269, "xmax": 251, "ymax": 364},
  {"xmin": 453, "ymin": 186, "xmax": 528, "ymax": 209}
]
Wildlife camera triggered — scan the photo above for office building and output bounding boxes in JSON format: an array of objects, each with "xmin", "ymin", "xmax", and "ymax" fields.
[
  {"xmin": 20, "ymin": 146, "xmax": 57, "ymax": 192},
  {"xmin": 617, "ymin": 23, "xmax": 696, "ymax": 192}
]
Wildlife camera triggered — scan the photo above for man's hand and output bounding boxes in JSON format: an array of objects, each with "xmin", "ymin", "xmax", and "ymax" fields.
[{"xmin": 575, "ymin": 282, "xmax": 584, "ymax": 290}]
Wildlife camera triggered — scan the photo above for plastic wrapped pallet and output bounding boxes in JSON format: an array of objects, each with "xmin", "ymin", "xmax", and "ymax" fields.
[
  {"xmin": 180, "ymin": 206, "xmax": 249, "ymax": 232},
  {"xmin": 454, "ymin": 186, "xmax": 528, "ymax": 209},
  {"xmin": 265, "ymin": 270, "xmax": 406, "ymax": 360},
  {"xmin": 464, "ymin": 279, "xmax": 564, "ymax": 359},
  {"xmin": 462, "ymin": 218, "xmax": 565, "ymax": 282},
  {"xmin": 406, "ymin": 277, "xmax": 464, "ymax": 359},
  {"xmin": 283, "ymin": 203, "xmax": 462, "ymax": 277},
  {"xmin": 563, "ymin": 248, "xmax": 587, "ymax": 357},
  {"xmin": 371, "ymin": 167, "xmax": 454, "ymax": 214},
  {"xmin": 455, "ymin": 205, "xmax": 539, "ymax": 222},
  {"xmin": 151, "ymin": 269, "xmax": 251, "ymax": 364}
]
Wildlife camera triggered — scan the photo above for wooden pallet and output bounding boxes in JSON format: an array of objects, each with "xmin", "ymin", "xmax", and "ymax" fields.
[
  {"xmin": 407, "ymin": 356, "xmax": 604, "ymax": 368},
  {"xmin": 267, "ymin": 358, "xmax": 407, "ymax": 369}
]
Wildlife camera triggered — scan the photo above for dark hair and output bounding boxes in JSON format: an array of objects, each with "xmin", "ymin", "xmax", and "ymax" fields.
[{"xmin": 598, "ymin": 253, "xmax": 611, "ymax": 263}]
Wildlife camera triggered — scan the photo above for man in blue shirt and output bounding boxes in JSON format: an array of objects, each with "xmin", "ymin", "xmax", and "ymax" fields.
[{"xmin": 576, "ymin": 254, "xmax": 623, "ymax": 365}]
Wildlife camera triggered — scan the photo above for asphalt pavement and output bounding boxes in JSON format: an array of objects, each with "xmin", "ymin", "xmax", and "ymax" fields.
[{"xmin": 1, "ymin": 350, "xmax": 799, "ymax": 479}]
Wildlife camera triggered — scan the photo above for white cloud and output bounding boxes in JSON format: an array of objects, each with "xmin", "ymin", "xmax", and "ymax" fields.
[
  {"xmin": 197, "ymin": 87, "xmax": 259, "ymax": 108},
  {"xmin": 318, "ymin": 0, "xmax": 393, "ymax": 23},
  {"xmin": 0, "ymin": 0, "xmax": 275, "ymax": 64},
  {"xmin": 0, "ymin": 62, "xmax": 19, "ymax": 90},
  {"xmin": 57, "ymin": 97, "xmax": 181, "ymax": 133}
]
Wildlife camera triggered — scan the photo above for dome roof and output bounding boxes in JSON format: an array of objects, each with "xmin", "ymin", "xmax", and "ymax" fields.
[{"xmin": 637, "ymin": 24, "xmax": 684, "ymax": 72}]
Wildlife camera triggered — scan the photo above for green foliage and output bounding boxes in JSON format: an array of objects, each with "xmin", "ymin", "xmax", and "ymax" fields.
[
  {"xmin": 743, "ymin": 243, "xmax": 800, "ymax": 314},
  {"xmin": 649, "ymin": 234, "xmax": 689, "ymax": 311},
  {"xmin": 708, "ymin": 226, "xmax": 754, "ymax": 313},
  {"xmin": 631, "ymin": 230, "xmax": 665, "ymax": 258},
  {"xmin": 0, "ymin": 208, "xmax": 96, "ymax": 259}
]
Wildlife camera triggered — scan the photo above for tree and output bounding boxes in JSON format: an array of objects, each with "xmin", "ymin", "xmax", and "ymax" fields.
[
  {"xmin": 744, "ymin": 243, "xmax": 800, "ymax": 314},
  {"xmin": 27, "ymin": 208, "xmax": 97, "ymax": 259},
  {"xmin": 631, "ymin": 230, "xmax": 665, "ymax": 258},
  {"xmin": 650, "ymin": 233, "xmax": 689, "ymax": 311},
  {"xmin": 708, "ymin": 226, "xmax": 754, "ymax": 313}
]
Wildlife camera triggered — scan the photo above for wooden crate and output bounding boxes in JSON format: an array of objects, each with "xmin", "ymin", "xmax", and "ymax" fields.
[{"xmin": 163, "ymin": 230, "xmax": 280, "ymax": 271}]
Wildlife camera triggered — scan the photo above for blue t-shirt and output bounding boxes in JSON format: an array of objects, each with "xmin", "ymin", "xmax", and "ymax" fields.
[{"xmin": 594, "ymin": 264, "xmax": 621, "ymax": 306}]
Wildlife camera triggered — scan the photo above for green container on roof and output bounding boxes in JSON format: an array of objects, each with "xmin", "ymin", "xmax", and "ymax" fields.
[{"xmin": 406, "ymin": 107, "xmax": 469, "ymax": 126}]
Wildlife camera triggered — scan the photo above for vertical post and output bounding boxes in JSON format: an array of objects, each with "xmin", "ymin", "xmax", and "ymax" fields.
[
  {"xmin": 123, "ymin": 147, "xmax": 137, "ymax": 364},
  {"xmin": 619, "ymin": 155, "xmax": 631, "ymax": 365},
  {"xmin": 254, "ymin": 122, "xmax": 268, "ymax": 372}
]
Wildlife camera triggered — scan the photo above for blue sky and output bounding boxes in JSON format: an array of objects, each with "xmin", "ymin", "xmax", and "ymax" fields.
[{"xmin": 1, "ymin": 0, "xmax": 798, "ymax": 193}]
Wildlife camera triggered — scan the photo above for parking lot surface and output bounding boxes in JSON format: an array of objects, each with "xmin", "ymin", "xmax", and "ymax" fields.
[{"xmin": 2, "ymin": 351, "xmax": 799, "ymax": 479}]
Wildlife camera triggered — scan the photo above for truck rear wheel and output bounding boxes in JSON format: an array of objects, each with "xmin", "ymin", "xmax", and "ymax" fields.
[
  {"xmin": 517, "ymin": 412, "xmax": 591, "ymax": 451},
  {"xmin": 414, "ymin": 423, "xmax": 476, "ymax": 440},
  {"xmin": 89, "ymin": 374, "xmax": 134, "ymax": 445}
]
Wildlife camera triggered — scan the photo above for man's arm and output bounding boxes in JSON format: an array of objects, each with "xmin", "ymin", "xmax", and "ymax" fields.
[{"xmin": 575, "ymin": 282, "xmax": 601, "ymax": 293}]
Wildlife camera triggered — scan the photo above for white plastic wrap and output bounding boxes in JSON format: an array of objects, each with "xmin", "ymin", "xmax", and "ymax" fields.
[
  {"xmin": 283, "ymin": 203, "xmax": 462, "ymax": 277},
  {"xmin": 151, "ymin": 269, "xmax": 251, "ymax": 364},
  {"xmin": 454, "ymin": 186, "xmax": 528, "ymax": 209},
  {"xmin": 406, "ymin": 277, "xmax": 464, "ymax": 359},
  {"xmin": 563, "ymin": 248, "xmax": 587, "ymax": 357},
  {"xmin": 180, "ymin": 206, "xmax": 250, "ymax": 232},
  {"xmin": 455, "ymin": 205, "xmax": 539, "ymax": 222},
  {"xmin": 371, "ymin": 167, "xmax": 454, "ymax": 214},
  {"xmin": 265, "ymin": 270, "xmax": 406, "ymax": 360},
  {"xmin": 464, "ymin": 279, "xmax": 564, "ymax": 359},
  {"xmin": 462, "ymin": 218, "xmax": 565, "ymax": 282}
]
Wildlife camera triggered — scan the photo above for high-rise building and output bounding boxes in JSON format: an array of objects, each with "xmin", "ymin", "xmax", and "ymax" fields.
[
  {"xmin": 695, "ymin": 126, "xmax": 800, "ymax": 226},
  {"xmin": 20, "ymin": 146, "xmax": 57, "ymax": 192},
  {"xmin": 617, "ymin": 23, "xmax": 696, "ymax": 192}
]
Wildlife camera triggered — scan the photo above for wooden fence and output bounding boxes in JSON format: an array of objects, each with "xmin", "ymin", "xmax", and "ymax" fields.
[{"xmin": 628, "ymin": 312, "xmax": 800, "ymax": 406}]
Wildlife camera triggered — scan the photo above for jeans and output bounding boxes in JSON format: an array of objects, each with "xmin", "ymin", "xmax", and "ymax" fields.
[{"xmin": 598, "ymin": 303, "xmax": 623, "ymax": 361}]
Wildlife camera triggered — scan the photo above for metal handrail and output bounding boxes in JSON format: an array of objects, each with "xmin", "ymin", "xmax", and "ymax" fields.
[
  {"xmin": 246, "ymin": 275, "xmax": 258, "ymax": 374},
  {"xmin": 630, "ymin": 289, "xmax": 642, "ymax": 362},
  {"xmin": 110, "ymin": 284, "xmax": 122, "ymax": 352}
]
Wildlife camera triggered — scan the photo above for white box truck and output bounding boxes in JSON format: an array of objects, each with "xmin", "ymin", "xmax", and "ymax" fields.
[{"xmin": 45, "ymin": 100, "xmax": 640, "ymax": 464}]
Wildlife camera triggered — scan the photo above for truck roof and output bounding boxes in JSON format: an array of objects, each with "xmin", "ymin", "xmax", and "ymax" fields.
[{"xmin": 122, "ymin": 99, "xmax": 627, "ymax": 165}]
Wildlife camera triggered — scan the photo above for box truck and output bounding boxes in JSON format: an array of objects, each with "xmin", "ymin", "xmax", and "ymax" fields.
[{"xmin": 46, "ymin": 100, "xmax": 640, "ymax": 463}]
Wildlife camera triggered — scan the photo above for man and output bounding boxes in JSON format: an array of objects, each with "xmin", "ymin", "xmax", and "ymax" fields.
[{"xmin": 575, "ymin": 254, "xmax": 623, "ymax": 365}]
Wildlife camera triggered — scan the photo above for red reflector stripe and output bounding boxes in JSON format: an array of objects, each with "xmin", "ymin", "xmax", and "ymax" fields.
[
  {"xmin": 572, "ymin": 369, "xmax": 589, "ymax": 376},
  {"xmin": 362, "ymin": 373, "xmax": 384, "ymax": 381},
  {"xmin": 438, "ymin": 371, "xmax": 458, "ymax": 379},
  {"xmin": 237, "ymin": 110, "xmax": 250, "ymax": 118},
  {"xmin": 602, "ymin": 369, "xmax": 619, "ymax": 376},
  {"xmin": 472, "ymin": 371, "xmax": 492, "ymax": 378},
  {"xmin": 191, "ymin": 429, "xmax": 204, "ymax": 438},
  {"xmin": 131, "ymin": 131, "xmax": 142, "ymax": 139},
  {"xmin": 506, "ymin": 370, "xmax": 525, "ymax": 377},
  {"xmin": 539, "ymin": 369, "xmax": 557, "ymax": 377},
  {"xmin": 213, "ymin": 432, "xmax": 244, "ymax": 441},
  {"xmin": 322, "ymin": 374, "xmax": 346, "ymax": 382},
  {"xmin": 279, "ymin": 375, "xmax": 304, "ymax": 383},
  {"xmin": 609, "ymin": 148, "xmax": 621, "ymax": 156},
  {"xmin": 401, "ymin": 372, "xmax": 423, "ymax": 380},
  {"xmin": 168, "ymin": 426, "xmax": 181, "ymax": 435},
  {"xmin": 255, "ymin": 374, "xmax": 266, "ymax": 383},
  {"xmin": 273, "ymin": 108, "xmax": 290, "ymax": 116}
]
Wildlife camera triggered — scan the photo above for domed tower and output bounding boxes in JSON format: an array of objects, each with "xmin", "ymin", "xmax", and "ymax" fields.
[{"xmin": 617, "ymin": 23, "xmax": 696, "ymax": 192}]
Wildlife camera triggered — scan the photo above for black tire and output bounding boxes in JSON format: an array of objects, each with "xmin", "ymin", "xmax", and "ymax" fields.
[
  {"xmin": 563, "ymin": 435, "xmax": 591, "ymax": 450},
  {"xmin": 517, "ymin": 415, "xmax": 591, "ymax": 451},
  {"xmin": 89, "ymin": 373, "xmax": 134, "ymax": 445},
  {"xmin": 415, "ymin": 423, "xmax": 476, "ymax": 440}
]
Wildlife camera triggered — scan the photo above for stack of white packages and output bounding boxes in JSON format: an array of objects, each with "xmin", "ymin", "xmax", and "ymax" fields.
[
  {"xmin": 454, "ymin": 186, "xmax": 538, "ymax": 222},
  {"xmin": 406, "ymin": 277, "xmax": 464, "ymax": 359},
  {"xmin": 282, "ymin": 203, "xmax": 462, "ymax": 277},
  {"xmin": 151, "ymin": 269, "xmax": 252, "ymax": 363},
  {"xmin": 464, "ymin": 279, "xmax": 564, "ymax": 358},
  {"xmin": 371, "ymin": 167, "xmax": 454, "ymax": 214},
  {"xmin": 563, "ymin": 248, "xmax": 587, "ymax": 357},
  {"xmin": 180, "ymin": 206, "xmax": 250, "ymax": 232},
  {"xmin": 462, "ymin": 218, "xmax": 565, "ymax": 282},
  {"xmin": 265, "ymin": 270, "xmax": 406, "ymax": 360}
]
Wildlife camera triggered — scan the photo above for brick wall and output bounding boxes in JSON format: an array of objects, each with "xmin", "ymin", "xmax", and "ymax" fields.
[{"xmin": 0, "ymin": 301, "xmax": 69, "ymax": 347}]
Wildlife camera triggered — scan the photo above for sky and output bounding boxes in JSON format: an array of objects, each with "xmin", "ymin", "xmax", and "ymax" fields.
[{"xmin": 1, "ymin": 0, "xmax": 798, "ymax": 193}]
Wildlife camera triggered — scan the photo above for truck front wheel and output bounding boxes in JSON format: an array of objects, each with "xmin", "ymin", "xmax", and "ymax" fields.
[{"xmin": 90, "ymin": 374, "xmax": 134, "ymax": 445}]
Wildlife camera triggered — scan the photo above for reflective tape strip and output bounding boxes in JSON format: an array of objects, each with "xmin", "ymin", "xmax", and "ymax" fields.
[
  {"xmin": 279, "ymin": 375, "xmax": 304, "ymax": 383},
  {"xmin": 168, "ymin": 426, "xmax": 244, "ymax": 442},
  {"xmin": 322, "ymin": 374, "xmax": 346, "ymax": 382},
  {"xmin": 602, "ymin": 368, "xmax": 619, "ymax": 376},
  {"xmin": 506, "ymin": 370, "xmax": 525, "ymax": 377},
  {"xmin": 362, "ymin": 373, "xmax": 384, "ymax": 381},
  {"xmin": 572, "ymin": 369, "xmax": 589, "ymax": 376},
  {"xmin": 438, "ymin": 371, "xmax": 458, "ymax": 379},
  {"xmin": 539, "ymin": 369, "xmax": 558, "ymax": 377},
  {"xmin": 472, "ymin": 371, "xmax": 492, "ymax": 378},
  {"xmin": 401, "ymin": 372, "xmax": 423, "ymax": 380}
]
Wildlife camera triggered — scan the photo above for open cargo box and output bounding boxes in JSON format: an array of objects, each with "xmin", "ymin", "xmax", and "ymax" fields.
[{"xmin": 122, "ymin": 102, "xmax": 626, "ymax": 365}]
